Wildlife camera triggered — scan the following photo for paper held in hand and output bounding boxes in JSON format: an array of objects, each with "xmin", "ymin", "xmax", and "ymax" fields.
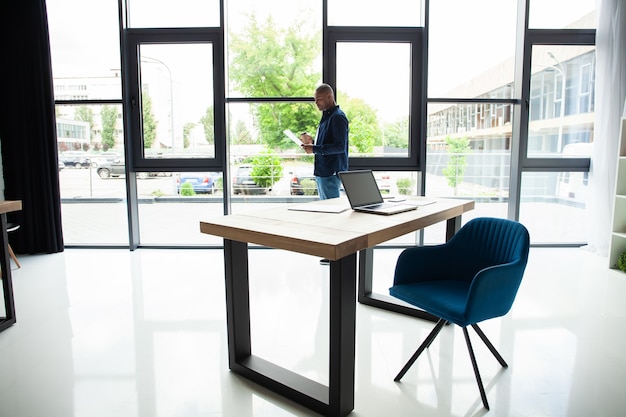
[{"xmin": 283, "ymin": 129, "xmax": 303, "ymax": 147}]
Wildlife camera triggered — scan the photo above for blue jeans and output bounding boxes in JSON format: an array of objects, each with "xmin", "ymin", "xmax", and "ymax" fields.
[{"xmin": 316, "ymin": 175, "xmax": 342, "ymax": 200}]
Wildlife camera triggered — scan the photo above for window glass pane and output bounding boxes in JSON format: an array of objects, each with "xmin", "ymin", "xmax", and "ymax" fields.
[
  {"xmin": 226, "ymin": 0, "xmax": 322, "ymax": 98},
  {"xmin": 57, "ymin": 105, "xmax": 129, "ymax": 244},
  {"xmin": 138, "ymin": 44, "xmax": 215, "ymax": 159},
  {"xmin": 127, "ymin": 0, "xmax": 220, "ymax": 28},
  {"xmin": 425, "ymin": 102, "xmax": 510, "ymax": 236},
  {"xmin": 328, "ymin": 0, "xmax": 423, "ymax": 26},
  {"xmin": 226, "ymin": 102, "xmax": 319, "ymax": 211},
  {"xmin": 337, "ymin": 42, "xmax": 411, "ymax": 157},
  {"xmin": 138, "ymin": 172, "xmax": 224, "ymax": 245},
  {"xmin": 47, "ymin": 0, "xmax": 121, "ymax": 99},
  {"xmin": 520, "ymin": 172, "xmax": 587, "ymax": 243},
  {"xmin": 529, "ymin": 0, "xmax": 596, "ymax": 29},
  {"xmin": 528, "ymin": 45, "xmax": 595, "ymax": 157},
  {"xmin": 428, "ymin": 0, "xmax": 517, "ymax": 98}
]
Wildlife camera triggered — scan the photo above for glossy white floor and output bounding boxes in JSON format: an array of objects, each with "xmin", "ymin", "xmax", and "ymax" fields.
[{"xmin": 1, "ymin": 246, "xmax": 625, "ymax": 417}]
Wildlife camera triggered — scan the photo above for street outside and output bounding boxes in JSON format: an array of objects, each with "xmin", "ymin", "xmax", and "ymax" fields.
[{"xmin": 57, "ymin": 165, "xmax": 587, "ymax": 247}]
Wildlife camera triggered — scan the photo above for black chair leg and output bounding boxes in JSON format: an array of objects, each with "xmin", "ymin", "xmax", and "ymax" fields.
[
  {"xmin": 395, "ymin": 318, "xmax": 446, "ymax": 381},
  {"xmin": 463, "ymin": 327, "xmax": 490, "ymax": 410},
  {"xmin": 471, "ymin": 324, "xmax": 508, "ymax": 367}
]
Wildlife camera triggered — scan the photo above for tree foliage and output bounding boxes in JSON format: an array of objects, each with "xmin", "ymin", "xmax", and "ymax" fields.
[
  {"xmin": 340, "ymin": 95, "xmax": 379, "ymax": 154},
  {"xmin": 250, "ymin": 149, "xmax": 283, "ymax": 188},
  {"xmin": 75, "ymin": 106, "xmax": 94, "ymax": 138},
  {"xmin": 200, "ymin": 106, "xmax": 215, "ymax": 144},
  {"xmin": 229, "ymin": 13, "xmax": 320, "ymax": 149},
  {"xmin": 100, "ymin": 105, "xmax": 117, "ymax": 151},
  {"xmin": 233, "ymin": 120, "xmax": 253, "ymax": 144},
  {"xmin": 142, "ymin": 94, "xmax": 157, "ymax": 149},
  {"xmin": 383, "ymin": 116, "xmax": 409, "ymax": 149},
  {"xmin": 442, "ymin": 136, "xmax": 471, "ymax": 194},
  {"xmin": 183, "ymin": 122, "xmax": 195, "ymax": 148}
]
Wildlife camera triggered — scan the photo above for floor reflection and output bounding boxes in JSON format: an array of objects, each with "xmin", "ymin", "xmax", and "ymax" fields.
[{"xmin": 0, "ymin": 247, "xmax": 624, "ymax": 416}]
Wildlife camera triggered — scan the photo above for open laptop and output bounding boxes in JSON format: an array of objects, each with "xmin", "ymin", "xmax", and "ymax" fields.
[{"xmin": 338, "ymin": 170, "xmax": 418, "ymax": 215}]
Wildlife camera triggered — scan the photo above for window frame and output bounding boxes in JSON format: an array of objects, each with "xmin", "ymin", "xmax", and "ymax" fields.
[
  {"xmin": 326, "ymin": 26, "xmax": 425, "ymax": 171},
  {"xmin": 123, "ymin": 28, "xmax": 226, "ymax": 173}
]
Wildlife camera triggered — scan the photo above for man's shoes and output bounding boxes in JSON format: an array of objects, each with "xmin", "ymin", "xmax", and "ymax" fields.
[{"xmin": 319, "ymin": 258, "xmax": 330, "ymax": 265}]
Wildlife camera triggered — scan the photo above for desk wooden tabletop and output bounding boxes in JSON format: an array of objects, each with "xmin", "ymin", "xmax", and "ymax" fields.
[
  {"xmin": 200, "ymin": 197, "xmax": 474, "ymax": 260},
  {"xmin": 0, "ymin": 200, "xmax": 22, "ymax": 215}
]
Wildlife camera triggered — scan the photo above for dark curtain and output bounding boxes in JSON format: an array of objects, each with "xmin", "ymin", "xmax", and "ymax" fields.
[{"xmin": 0, "ymin": 0, "xmax": 64, "ymax": 254}]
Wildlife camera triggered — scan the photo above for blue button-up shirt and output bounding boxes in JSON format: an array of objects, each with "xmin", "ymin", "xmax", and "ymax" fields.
[{"xmin": 313, "ymin": 105, "xmax": 349, "ymax": 177}]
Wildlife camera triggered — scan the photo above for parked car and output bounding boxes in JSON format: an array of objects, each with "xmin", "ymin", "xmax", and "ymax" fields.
[
  {"xmin": 90, "ymin": 151, "xmax": 121, "ymax": 168},
  {"xmin": 289, "ymin": 168, "xmax": 391, "ymax": 195},
  {"xmin": 96, "ymin": 158, "xmax": 126, "ymax": 178},
  {"xmin": 290, "ymin": 168, "xmax": 317, "ymax": 196},
  {"xmin": 176, "ymin": 172, "xmax": 221, "ymax": 194},
  {"xmin": 96, "ymin": 159, "xmax": 171, "ymax": 179},
  {"xmin": 58, "ymin": 151, "xmax": 90, "ymax": 168},
  {"xmin": 233, "ymin": 165, "xmax": 267, "ymax": 195}
]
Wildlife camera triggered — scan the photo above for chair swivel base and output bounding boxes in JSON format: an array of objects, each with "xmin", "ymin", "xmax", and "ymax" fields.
[{"xmin": 394, "ymin": 319, "xmax": 508, "ymax": 410}]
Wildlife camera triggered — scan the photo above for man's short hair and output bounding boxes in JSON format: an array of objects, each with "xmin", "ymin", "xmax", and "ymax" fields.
[{"xmin": 315, "ymin": 83, "xmax": 334, "ymax": 97}]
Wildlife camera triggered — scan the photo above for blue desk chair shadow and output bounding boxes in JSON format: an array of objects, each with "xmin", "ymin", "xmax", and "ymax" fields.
[{"xmin": 389, "ymin": 217, "xmax": 530, "ymax": 410}]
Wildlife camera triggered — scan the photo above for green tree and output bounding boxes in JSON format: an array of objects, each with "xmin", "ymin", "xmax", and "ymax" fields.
[
  {"xmin": 200, "ymin": 106, "xmax": 214, "ymax": 144},
  {"xmin": 142, "ymin": 94, "xmax": 157, "ymax": 149},
  {"xmin": 183, "ymin": 122, "xmax": 195, "ymax": 148},
  {"xmin": 383, "ymin": 116, "xmax": 409, "ymax": 149},
  {"xmin": 233, "ymin": 120, "xmax": 253, "ymax": 144},
  {"xmin": 442, "ymin": 136, "xmax": 471, "ymax": 195},
  {"xmin": 250, "ymin": 149, "xmax": 283, "ymax": 188},
  {"xmin": 229, "ymin": 13, "xmax": 321, "ymax": 148},
  {"xmin": 340, "ymin": 95, "xmax": 379, "ymax": 154},
  {"xmin": 100, "ymin": 105, "xmax": 118, "ymax": 151},
  {"xmin": 75, "ymin": 106, "xmax": 95, "ymax": 148}
]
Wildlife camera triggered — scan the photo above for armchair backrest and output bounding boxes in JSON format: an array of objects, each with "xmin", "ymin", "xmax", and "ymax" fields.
[
  {"xmin": 454, "ymin": 218, "xmax": 530, "ymax": 324},
  {"xmin": 450, "ymin": 217, "xmax": 530, "ymax": 267}
]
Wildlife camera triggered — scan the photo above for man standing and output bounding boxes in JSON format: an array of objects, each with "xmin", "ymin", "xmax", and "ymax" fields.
[{"xmin": 300, "ymin": 83, "xmax": 349, "ymax": 200}]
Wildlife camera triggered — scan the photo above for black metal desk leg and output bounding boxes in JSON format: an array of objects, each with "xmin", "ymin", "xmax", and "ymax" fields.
[
  {"xmin": 357, "ymin": 243, "xmax": 439, "ymax": 322},
  {"xmin": 223, "ymin": 239, "xmax": 251, "ymax": 366},
  {"xmin": 328, "ymin": 255, "xmax": 357, "ymax": 416},
  {"xmin": 446, "ymin": 215, "xmax": 462, "ymax": 241}
]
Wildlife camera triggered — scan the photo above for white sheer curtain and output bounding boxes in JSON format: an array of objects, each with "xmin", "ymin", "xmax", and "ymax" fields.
[{"xmin": 586, "ymin": 0, "xmax": 626, "ymax": 255}]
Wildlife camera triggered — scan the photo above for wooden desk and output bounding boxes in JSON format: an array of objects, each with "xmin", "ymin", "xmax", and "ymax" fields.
[
  {"xmin": 1, "ymin": 200, "xmax": 22, "ymax": 333},
  {"xmin": 200, "ymin": 197, "xmax": 474, "ymax": 416}
]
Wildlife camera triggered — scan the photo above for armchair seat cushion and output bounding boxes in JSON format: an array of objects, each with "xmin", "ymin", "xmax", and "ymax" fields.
[{"xmin": 390, "ymin": 280, "xmax": 471, "ymax": 326}]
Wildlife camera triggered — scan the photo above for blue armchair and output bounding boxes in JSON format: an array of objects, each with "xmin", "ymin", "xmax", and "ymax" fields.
[{"xmin": 389, "ymin": 217, "xmax": 530, "ymax": 409}]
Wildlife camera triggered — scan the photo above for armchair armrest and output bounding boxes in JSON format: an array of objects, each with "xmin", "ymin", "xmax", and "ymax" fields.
[{"xmin": 464, "ymin": 260, "xmax": 527, "ymax": 323}]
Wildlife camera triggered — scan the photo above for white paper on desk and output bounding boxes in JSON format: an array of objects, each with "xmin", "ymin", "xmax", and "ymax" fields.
[
  {"xmin": 403, "ymin": 198, "xmax": 437, "ymax": 207},
  {"xmin": 284, "ymin": 129, "xmax": 303, "ymax": 147}
]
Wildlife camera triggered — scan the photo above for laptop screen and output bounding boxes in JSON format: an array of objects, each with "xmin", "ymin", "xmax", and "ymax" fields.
[{"xmin": 338, "ymin": 170, "xmax": 384, "ymax": 207}]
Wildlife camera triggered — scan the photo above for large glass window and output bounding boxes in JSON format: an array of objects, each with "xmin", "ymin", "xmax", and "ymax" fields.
[
  {"xmin": 47, "ymin": 0, "xmax": 121, "ymax": 95},
  {"xmin": 426, "ymin": 102, "xmax": 510, "ymax": 222},
  {"xmin": 528, "ymin": 45, "xmax": 596, "ymax": 157},
  {"xmin": 137, "ymin": 44, "xmax": 215, "ymax": 159},
  {"xmin": 336, "ymin": 42, "xmax": 412, "ymax": 158},
  {"xmin": 520, "ymin": 171, "xmax": 587, "ymax": 244},
  {"xmin": 529, "ymin": 0, "xmax": 596, "ymax": 29},
  {"xmin": 428, "ymin": 0, "xmax": 518, "ymax": 98},
  {"xmin": 56, "ymin": 104, "xmax": 129, "ymax": 245},
  {"xmin": 328, "ymin": 0, "xmax": 423, "ymax": 26},
  {"xmin": 226, "ymin": 0, "xmax": 322, "ymax": 98},
  {"xmin": 126, "ymin": 0, "xmax": 220, "ymax": 28},
  {"xmin": 46, "ymin": 0, "xmax": 597, "ymax": 248}
]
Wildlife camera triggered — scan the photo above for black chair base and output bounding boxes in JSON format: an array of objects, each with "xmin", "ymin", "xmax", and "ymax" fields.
[{"xmin": 395, "ymin": 319, "xmax": 508, "ymax": 410}]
